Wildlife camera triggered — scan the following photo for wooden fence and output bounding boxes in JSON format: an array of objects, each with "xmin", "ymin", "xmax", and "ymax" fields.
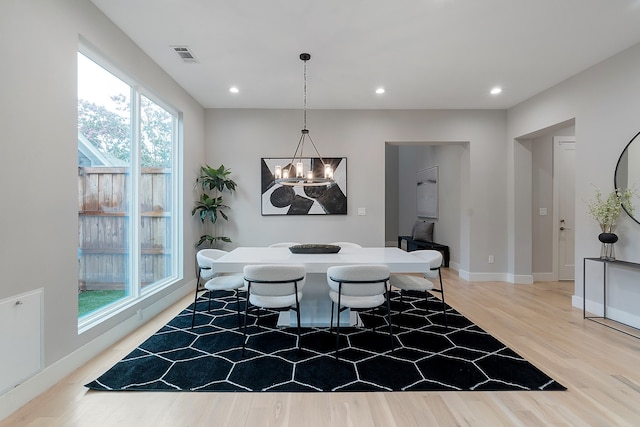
[{"xmin": 78, "ymin": 167, "xmax": 172, "ymax": 291}]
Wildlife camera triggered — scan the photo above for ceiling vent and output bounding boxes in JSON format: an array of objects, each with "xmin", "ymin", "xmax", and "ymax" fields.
[{"xmin": 171, "ymin": 46, "xmax": 199, "ymax": 63}]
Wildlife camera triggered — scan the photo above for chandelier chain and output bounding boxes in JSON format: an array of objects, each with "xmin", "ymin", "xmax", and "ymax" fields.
[
  {"xmin": 272, "ymin": 52, "xmax": 335, "ymax": 187},
  {"xmin": 303, "ymin": 58, "xmax": 307, "ymax": 130}
]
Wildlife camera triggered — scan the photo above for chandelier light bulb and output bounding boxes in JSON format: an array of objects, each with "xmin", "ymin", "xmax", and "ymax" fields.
[{"xmin": 325, "ymin": 164, "xmax": 333, "ymax": 179}]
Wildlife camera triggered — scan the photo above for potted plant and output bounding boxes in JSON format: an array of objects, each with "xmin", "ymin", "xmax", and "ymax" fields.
[
  {"xmin": 587, "ymin": 186, "xmax": 635, "ymax": 259},
  {"xmin": 192, "ymin": 164, "xmax": 237, "ymax": 247},
  {"xmin": 587, "ymin": 187, "xmax": 635, "ymax": 233}
]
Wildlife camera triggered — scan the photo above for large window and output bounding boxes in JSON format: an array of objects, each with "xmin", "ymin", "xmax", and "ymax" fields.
[{"xmin": 77, "ymin": 49, "xmax": 180, "ymax": 330}]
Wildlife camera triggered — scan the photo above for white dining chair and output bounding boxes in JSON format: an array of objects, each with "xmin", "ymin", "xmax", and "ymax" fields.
[
  {"xmin": 326, "ymin": 264, "xmax": 392, "ymax": 359},
  {"xmin": 388, "ymin": 250, "xmax": 447, "ymax": 328},
  {"xmin": 329, "ymin": 242, "xmax": 362, "ymax": 248},
  {"xmin": 242, "ymin": 264, "xmax": 306, "ymax": 353},
  {"xmin": 195, "ymin": 249, "xmax": 219, "ymax": 286},
  {"xmin": 268, "ymin": 242, "xmax": 301, "ymax": 248},
  {"xmin": 191, "ymin": 249, "xmax": 244, "ymax": 329}
]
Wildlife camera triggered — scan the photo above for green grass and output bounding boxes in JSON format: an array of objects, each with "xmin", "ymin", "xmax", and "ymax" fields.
[{"xmin": 78, "ymin": 290, "xmax": 126, "ymax": 317}]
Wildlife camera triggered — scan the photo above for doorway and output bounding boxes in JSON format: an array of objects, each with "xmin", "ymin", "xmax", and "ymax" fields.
[
  {"xmin": 385, "ymin": 141, "xmax": 469, "ymax": 271},
  {"xmin": 527, "ymin": 123, "xmax": 575, "ymax": 282},
  {"xmin": 553, "ymin": 136, "xmax": 576, "ymax": 280}
]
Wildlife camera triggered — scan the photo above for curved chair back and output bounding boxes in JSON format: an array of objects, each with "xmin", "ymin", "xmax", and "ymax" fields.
[
  {"xmin": 327, "ymin": 264, "xmax": 389, "ymax": 296},
  {"xmin": 244, "ymin": 264, "xmax": 306, "ymax": 296},
  {"xmin": 197, "ymin": 248, "xmax": 228, "ymax": 265},
  {"xmin": 196, "ymin": 249, "xmax": 228, "ymax": 281},
  {"xmin": 410, "ymin": 250, "xmax": 443, "ymax": 279},
  {"xmin": 268, "ymin": 242, "xmax": 301, "ymax": 248},
  {"xmin": 329, "ymin": 242, "xmax": 362, "ymax": 249}
]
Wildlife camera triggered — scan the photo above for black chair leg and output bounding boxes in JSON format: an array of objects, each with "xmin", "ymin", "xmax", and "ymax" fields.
[
  {"xmin": 424, "ymin": 290, "xmax": 430, "ymax": 317},
  {"xmin": 386, "ymin": 289, "xmax": 394, "ymax": 352},
  {"xmin": 330, "ymin": 301, "xmax": 335, "ymax": 333},
  {"xmin": 235, "ymin": 291, "xmax": 242, "ymax": 329},
  {"xmin": 392, "ymin": 289, "xmax": 404, "ymax": 331},
  {"xmin": 242, "ymin": 311, "xmax": 248, "ymax": 356},
  {"xmin": 440, "ymin": 296, "xmax": 448, "ymax": 328},
  {"xmin": 438, "ymin": 270, "xmax": 448, "ymax": 329},
  {"xmin": 294, "ymin": 284, "xmax": 301, "ymax": 349},
  {"xmin": 295, "ymin": 305, "xmax": 301, "ymax": 349},
  {"xmin": 190, "ymin": 268, "xmax": 202, "ymax": 329},
  {"xmin": 335, "ymin": 286, "xmax": 342, "ymax": 359},
  {"xmin": 242, "ymin": 284, "xmax": 251, "ymax": 356},
  {"xmin": 256, "ymin": 307, "xmax": 261, "ymax": 331}
]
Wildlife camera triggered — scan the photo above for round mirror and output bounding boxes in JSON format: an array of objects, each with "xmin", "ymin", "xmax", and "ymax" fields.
[{"xmin": 614, "ymin": 130, "xmax": 640, "ymax": 224}]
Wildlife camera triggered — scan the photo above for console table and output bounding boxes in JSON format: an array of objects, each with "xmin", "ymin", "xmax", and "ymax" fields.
[
  {"xmin": 583, "ymin": 257, "xmax": 640, "ymax": 338},
  {"xmin": 398, "ymin": 235, "xmax": 450, "ymax": 267}
]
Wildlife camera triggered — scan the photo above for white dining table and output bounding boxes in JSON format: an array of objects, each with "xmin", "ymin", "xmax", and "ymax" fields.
[{"xmin": 213, "ymin": 246, "xmax": 429, "ymax": 327}]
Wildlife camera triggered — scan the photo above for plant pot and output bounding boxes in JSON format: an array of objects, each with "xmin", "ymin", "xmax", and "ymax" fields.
[
  {"xmin": 598, "ymin": 233, "xmax": 618, "ymax": 244},
  {"xmin": 598, "ymin": 232, "xmax": 618, "ymax": 260}
]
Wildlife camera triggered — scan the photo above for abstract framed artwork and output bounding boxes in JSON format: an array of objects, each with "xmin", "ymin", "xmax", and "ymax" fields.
[
  {"xmin": 261, "ymin": 157, "xmax": 347, "ymax": 215},
  {"xmin": 417, "ymin": 166, "xmax": 438, "ymax": 219}
]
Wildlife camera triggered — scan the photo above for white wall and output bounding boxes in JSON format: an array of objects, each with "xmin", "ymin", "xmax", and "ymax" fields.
[
  {"xmin": 508, "ymin": 43, "xmax": 640, "ymax": 326},
  {"xmin": 529, "ymin": 137, "xmax": 553, "ymax": 274},
  {"xmin": 205, "ymin": 108, "xmax": 506, "ymax": 277},
  {"xmin": 0, "ymin": 0, "xmax": 204, "ymax": 414},
  {"xmin": 384, "ymin": 144, "xmax": 399, "ymax": 245}
]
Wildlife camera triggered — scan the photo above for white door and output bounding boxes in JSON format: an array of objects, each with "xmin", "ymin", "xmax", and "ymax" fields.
[{"xmin": 554, "ymin": 137, "xmax": 575, "ymax": 280}]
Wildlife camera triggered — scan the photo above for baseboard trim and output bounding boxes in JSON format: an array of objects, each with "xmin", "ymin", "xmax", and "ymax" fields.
[
  {"xmin": 454, "ymin": 268, "xmax": 535, "ymax": 284},
  {"xmin": 508, "ymin": 274, "xmax": 534, "ymax": 284},
  {"xmin": 465, "ymin": 272, "xmax": 512, "ymax": 282},
  {"xmin": 532, "ymin": 272, "xmax": 556, "ymax": 282},
  {"xmin": 572, "ymin": 296, "xmax": 640, "ymax": 330},
  {"xmin": 0, "ymin": 280, "xmax": 194, "ymax": 421}
]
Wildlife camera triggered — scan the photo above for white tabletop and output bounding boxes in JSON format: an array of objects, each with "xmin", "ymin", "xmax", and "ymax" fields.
[{"xmin": 213, "ymin": 247, "xmax": 428, "ymax": 274}]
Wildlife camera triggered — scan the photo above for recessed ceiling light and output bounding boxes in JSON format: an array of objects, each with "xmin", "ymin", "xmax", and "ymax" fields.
[
  {"xmin": 375, "ymin": 87, "xmax": 386, "ymax": 94},
  {"xmin": 229, "ymin": 86, "xmax": 239, "ymax": 93},
  {"xmin": 490, "ymin": 87, "xmax": 502, "ymax": 95}
]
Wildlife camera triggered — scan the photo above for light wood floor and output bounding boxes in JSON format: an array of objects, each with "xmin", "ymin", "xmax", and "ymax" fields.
[{"xmin": 3, "ymin": 270, "xmax": 640, "ymax": 426}]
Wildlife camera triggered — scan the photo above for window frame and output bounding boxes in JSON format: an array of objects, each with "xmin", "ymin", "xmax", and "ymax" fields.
[{"xmin": 77, "ymin": 42, "xmax": 183, "ymax": 333}]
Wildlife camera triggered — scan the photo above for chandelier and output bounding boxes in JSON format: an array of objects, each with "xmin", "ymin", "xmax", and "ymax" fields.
[{"xmin": 274, "ymin": 53, "xmax": 335, "ymax": 187}]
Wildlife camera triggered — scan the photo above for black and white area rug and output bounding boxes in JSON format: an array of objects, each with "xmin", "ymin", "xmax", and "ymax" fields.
[{"xmin": 86, "ymin": 291, "xmax": 565, "ymax": 392}]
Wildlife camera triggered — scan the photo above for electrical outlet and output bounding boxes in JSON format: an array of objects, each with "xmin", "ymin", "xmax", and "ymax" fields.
[
  {"xmin": 488, "ymin": 255, "xmax": 494, "ymax": 264},
  {"xmin": 539, "ymin": 208, "xmax": 548, "ymax": 216},
  {"xmin": 358, "ymin": 208, "xmax": 366, "ymax": 216}
]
